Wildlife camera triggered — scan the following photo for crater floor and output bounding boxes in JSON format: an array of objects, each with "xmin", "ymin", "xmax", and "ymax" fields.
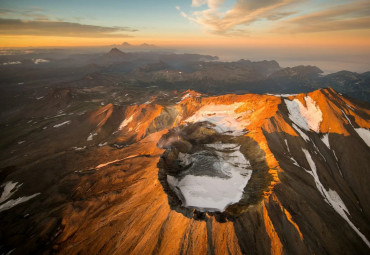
[{"xmin": 167, "ymin": 143, "xmax": 252, "ymax": 212}]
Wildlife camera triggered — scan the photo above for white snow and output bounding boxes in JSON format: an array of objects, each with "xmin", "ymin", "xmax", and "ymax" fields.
[
  {"xmin": 17, "ymin": 141, "xmax": 25, "ymax": 145},
  {"xmin": 3, "ymin": 61, "xmax": 21, "ymax": 65},
  {"xmin": 266, "ymin": 93, "xmax": 298, "ymax": 97},
  {"xmin": 98, "ymin": 142, "xmax": 108, "ymax": 147},
  {"xmin": 284, "ymin": 139, "xmax": 290, "ymax": 153},
  {"xmin": 292, "ymin": 124, "xmax": 310, "ymax": 142},
  {"xmin": 354, "ymin": 128, "xmax": 370, "ymax": 147},
  {"xmin": 0, "ymin": 193, "xmax": 40, "ymax": 213},
  {"xmin": 87, "ymin": 132, "xmax": 98, "ymax": 141},
  {"xmin": 321, "ymin": 134, "xmax": 330, "ymax": 149},
  {"xmin": 36, "ymin": 96, "xmax": 44, "ymax": 100},
  {"xmin": 205, "ymin": 143, "xmax": 240, "ymax": 150},
  {"xmin": 178, "ymin": 93, "xmax": 194, "ymax": 103},
  {"xmin": 340, "ymin": 109, "xmax": 370, "ymax": 147},
  {"xmin": 73, "ymin": 146, "xmax": 86, "ymax": 151},
  {"xmin": 119, "ymin": 115, "xmax": 134, "ymax": 130},
  {"xmin": 53, "ymin": 120, "xmax": 71, "ymax": 128},
  {"xmin": 181, "ymin": 93, "xmax": 191, "ymax": 100},
  {"xmin": 302, "ymin": 149, "xmax": 370, "ymax": 247},
  {"xmin": 0, "ymin": 181, "xmax": 22, "ymax": 203},
  {"xmin": 341, "ymin": 110, "xmax": 353, "ymax": 127},
  {"xmin": 285, "ymin": 96, "xmax": 322, "ymax": 132},
  {"xmin": 332, "ymin": 150, "xmax": 339, "ymax": 162},
  {"xmin": 289, "ymin": 157, "xmax": 301, "ymax": 167},
  {"xmin": 185, "ymin": 103, "xmax": 249, "ymax": 136},
  {"xmin": 0, "ymin": 181, "xmax": 40, "ymax": 213},
  {"xmin": 51, "ymin": 113, "xmax": 66, "ymax": 119},
  {"xmin": 345, "ymin": 103, "xmax": 354, "ymax": 111},
  {"xmin": 167, "ymin": 144, "xmax": 252, "ymax": 212},
  {"xmin": 33, "ymin": 58, "xmax": 49, "ymax": 64},
  {"xmin": 95, "ymin": 154, "xmax": 139, "ymax": 169}
]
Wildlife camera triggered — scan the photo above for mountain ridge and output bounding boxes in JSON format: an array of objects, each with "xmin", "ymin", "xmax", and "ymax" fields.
[{"xmin": 0, "ymin": 87, "xmax": 369, "ymax": 254}]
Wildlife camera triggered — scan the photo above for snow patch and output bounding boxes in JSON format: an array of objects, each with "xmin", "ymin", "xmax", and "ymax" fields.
[
  {"xmin": 53, "ymin": 120, "xmax": 71, "ymax": 128},
  {"xmin": 292, "ymin": 124, "xmax": 309, "ymax": 142},
  {"xmin": 185, "ymin": 103, "xmax": 248, "ymax": 136},
  {"xmin": 73, "ymin": 146, "xmax": 86, "ymax": 151},
  {"xmin": 266, "ymin": 93, "xmax": 298, "ymax": 97},
  {"xmin": 0, "ymin": 193, "xmax": 40, "ymax": 213},
  {"xmin": 95, "ymin": 154, "xmax": 139, "ymax": 169},
  {"xmin": 167, "ymin": 144, "xmax": 252, "ymax": 212},
  {"xmin": 177, "ymin": 92, "xmax": 195, "ymax": 103},
  {"xmin": 289, "ymin": 157, "xmax": 301, "ymax": 167},
  {"xmin": 302, "ymin": 149, "xmax": 370, "ymax": 247},
  {"xmin": 354, "ymin": 128, "xmax": 370, "ymax": 147},
  {"xmin": 284, "ymin": 139, "xmax": 290, "ymax": 153},
  {"xmin": 321, "ymin": 134, "xmax": 330, "ymax": 149},
  {"xmin": 119, "ymin": 115, "xmax": 134, "ymax": 130},
  {"xmin": 341, "ymin": 110, "xmax": 353, "ymax": 127},
  {"xmin": 285, "ymin": 96, "xmax": 322, "ymax": 132},
  {"xmin": 345, "ymin": 103, "xmax": 354, "ymax": 111},
  {"xmin": 3, "ymin": 61, "xmax": 21, "ymax": 65},
  {"xmin": 33, "ymin": 58, "xmax": 49, "ymax": 64},
  {"xmin": 0, "ymin": 181, "xmax": 22, "ymax": 203},
  {"xmin": 205, "ymin": 143, "xmax": 240, "ymax": 150},
  {"xmin": 87, "ymin": 132, "xmax": 98, "ymax": 141}
]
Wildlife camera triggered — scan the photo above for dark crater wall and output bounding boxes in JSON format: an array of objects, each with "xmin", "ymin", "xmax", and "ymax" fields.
[{"xmin": 157, "ymin": 122, "xmax": 272, "ymax": 221}]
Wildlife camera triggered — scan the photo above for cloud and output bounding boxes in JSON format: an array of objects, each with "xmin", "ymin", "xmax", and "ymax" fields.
[
  {"xmin": 275, "ymin": 1, "xmax": 370, "ymax": 33},
  {"xmin": 266, "ymin": 11, "xmax": 297, "ymax": 21},
  {"xmin": 0, "ymin": 7, "xmax": 50, "ymax": 21},
  {"xmin": 182, "ymin": 0, "xmax": 299, "ymax": 35},
  {"xmin": 192, "ymin": 0, "xmax": 209, "ymax": 7},
  {"xmin": 0, "ymin": 18, "xmax": 137, "ymax": 38}
]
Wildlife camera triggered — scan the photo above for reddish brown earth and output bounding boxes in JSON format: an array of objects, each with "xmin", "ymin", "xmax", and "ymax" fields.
[{"xmin": 0, "ymin": 88, "xmax": 369, "ymax": 255}]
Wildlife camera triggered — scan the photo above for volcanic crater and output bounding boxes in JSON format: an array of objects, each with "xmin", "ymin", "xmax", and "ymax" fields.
[{"xmin": 157, "ymin": 122, "xmax": 273, "ymax": 221}]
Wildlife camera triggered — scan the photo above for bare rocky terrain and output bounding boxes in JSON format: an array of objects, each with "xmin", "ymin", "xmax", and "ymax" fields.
[{"xmin": 0, "ymin": 48, "xmax": 369, "ymax": 255}]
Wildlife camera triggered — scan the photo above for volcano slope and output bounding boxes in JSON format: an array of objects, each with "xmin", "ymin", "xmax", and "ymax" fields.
[{"xmin": 0, "ymin": 88, "xmax": 369, "ymax": 255}]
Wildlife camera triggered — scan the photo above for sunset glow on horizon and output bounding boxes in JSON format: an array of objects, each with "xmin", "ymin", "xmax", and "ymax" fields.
[
  {"xmin": 0, "ymin": 0, "xmax": 369, "ymax": 48},
  {"xmin": 1, "ymin": 0, "xmax": 369, "ymax": 72}
]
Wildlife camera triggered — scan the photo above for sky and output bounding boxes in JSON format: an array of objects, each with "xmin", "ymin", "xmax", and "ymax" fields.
[{"xmin": 0, "ymin": 0, "xmax": 369, "ymax": 72}]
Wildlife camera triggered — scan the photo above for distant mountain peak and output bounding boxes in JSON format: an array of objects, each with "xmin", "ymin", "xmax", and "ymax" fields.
[
  {"xmin": 120, "ymin": 42, "xmax": 156, "ymax": 48},
  {"xmin": 121, "ymin": 42, "xmax": 132, "ymax": 47},
  {"xmin": 106, "ymin": 48, "xmax": 126, "ymax": 57}
]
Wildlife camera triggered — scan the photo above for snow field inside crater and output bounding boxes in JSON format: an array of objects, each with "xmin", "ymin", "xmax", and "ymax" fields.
[{"xmin": 167, "ymin": 143, "xmax": 252, "ymax": 212}]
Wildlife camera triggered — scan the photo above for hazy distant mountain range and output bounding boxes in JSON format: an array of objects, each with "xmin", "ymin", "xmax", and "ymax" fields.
[{"xmin": 0, "ymin": 47, "xmax": 369, "ymax": 119}]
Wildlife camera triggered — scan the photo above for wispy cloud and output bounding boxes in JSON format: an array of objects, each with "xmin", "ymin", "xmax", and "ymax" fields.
[
  {"xmin": 0, "ymin": 18, "xmax": 137, "ymax": 38},
  {"xmin": 180, "ymin": 0, "xmax": 370, "ymax": 36},
  {"xmin": 0, "ymin": 7, "xmax": 50, "ymax": 21},
  {"xmin": 274, "ymin": 1, "xmax": 370, "ymax": 33},
  {"xmin": 178, "ymin": 0, "xmax": 300, "ymax": 35}
]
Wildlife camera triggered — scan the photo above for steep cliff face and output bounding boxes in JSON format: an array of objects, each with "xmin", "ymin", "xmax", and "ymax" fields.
[{"xmin": 1, "ymin": 88, "xmax": 369, "ymax": 255}]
